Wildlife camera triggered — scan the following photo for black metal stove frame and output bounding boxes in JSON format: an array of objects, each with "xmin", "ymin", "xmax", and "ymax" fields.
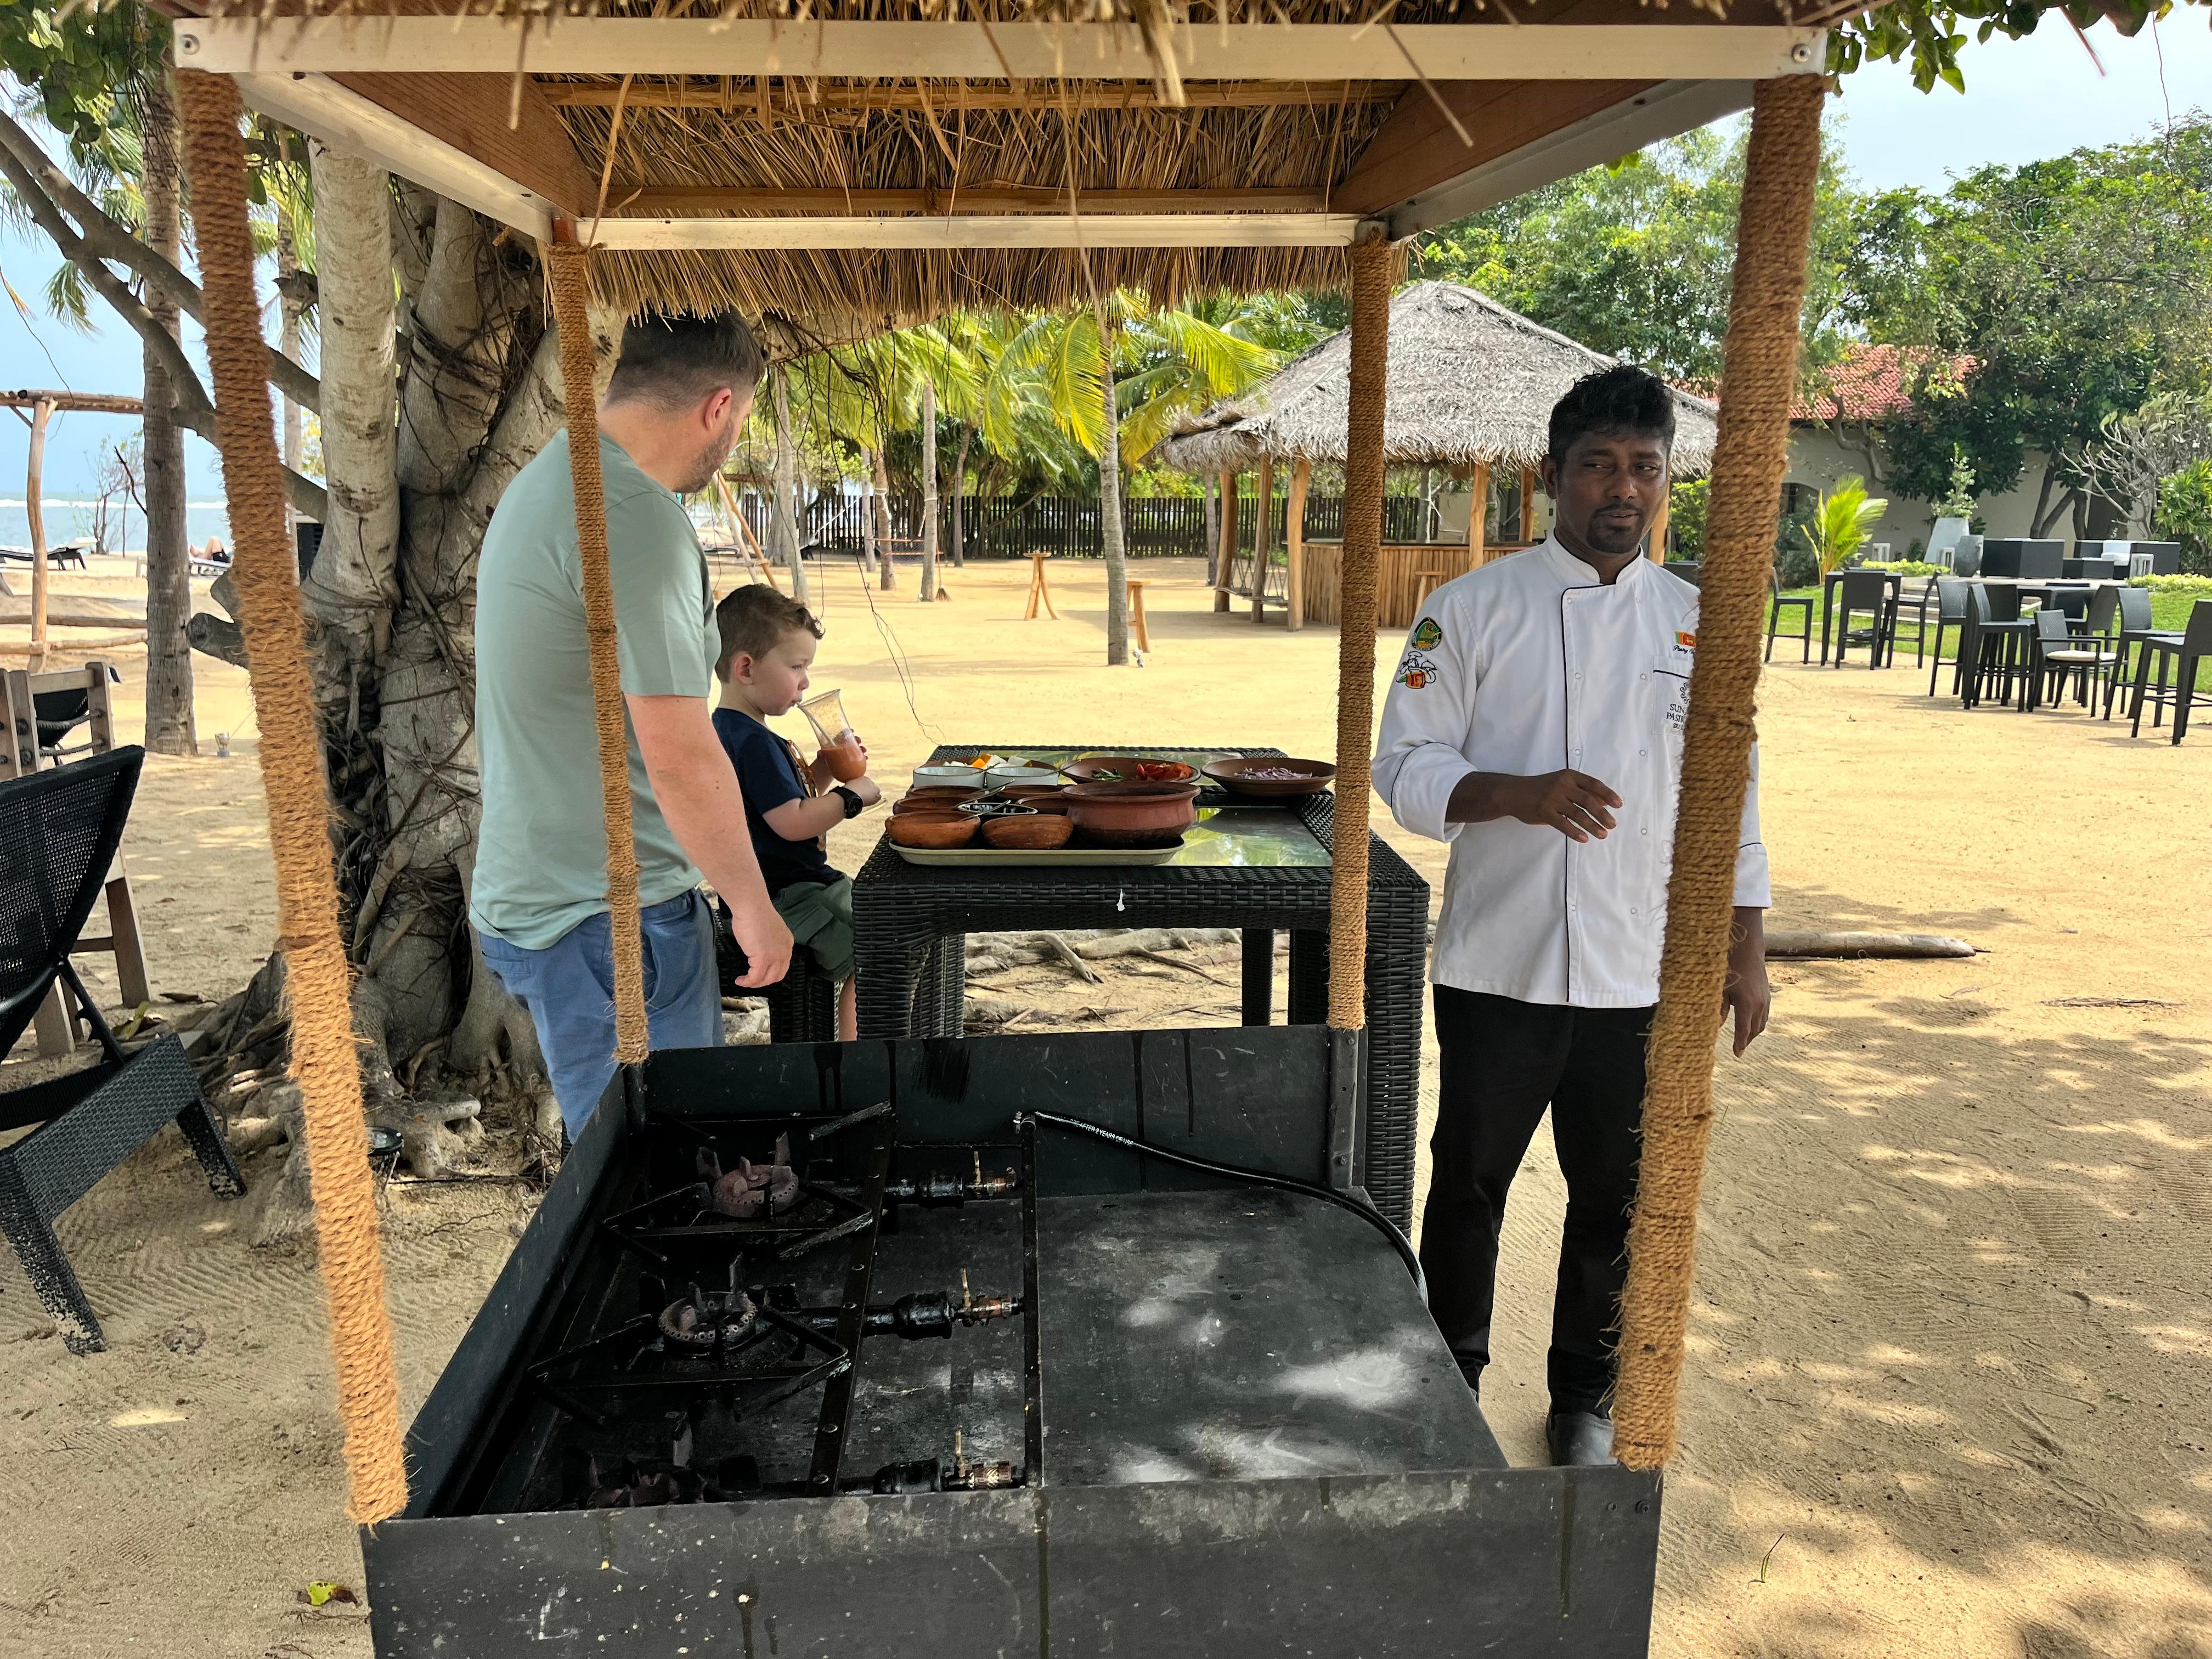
[{"xmin": 365, "ymin": 1027, "xmax": 1662, "ymax": 1657}]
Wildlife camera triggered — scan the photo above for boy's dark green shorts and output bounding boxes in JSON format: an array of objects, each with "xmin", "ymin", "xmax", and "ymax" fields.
[{"xmin": 772, "ymin": 876, "xmax": 854, "ymax": 981}]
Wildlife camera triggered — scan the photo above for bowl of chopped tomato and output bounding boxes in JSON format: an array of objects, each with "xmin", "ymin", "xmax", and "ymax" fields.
[{"xmin": 1061, "ymin": 755, "xmax": 1198, "ymax": 788}]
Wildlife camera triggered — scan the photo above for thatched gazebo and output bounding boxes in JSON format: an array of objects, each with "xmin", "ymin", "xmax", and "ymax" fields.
[{"xmin": 1156, "ymin": 281, "xmax": 1719, "ymax": 629}]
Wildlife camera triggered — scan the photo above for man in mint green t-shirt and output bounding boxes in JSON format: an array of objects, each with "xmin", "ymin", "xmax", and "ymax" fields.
[{"xmin": 472, "ymin": 312, "xmax": 792, "ymax": 1135}]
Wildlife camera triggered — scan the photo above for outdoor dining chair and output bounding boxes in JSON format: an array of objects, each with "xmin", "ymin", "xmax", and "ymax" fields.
[
  {"xmin": 0, "ymin": 747, "xmax": 245, "ymax": 1352},
  {"xmin": 2128, "ymin": 599, "xmax": 2212, "ymax": 744},
  {"xmin": 1959, "ymin": 584, "xmax": 2034, "ymax": 710},
  {"xmin": 2097, "ymin": 586, "xmax": 2159, "ymax": 720},
  {"xmin": 1831, "ymin": 568, "xmax": 1897, "ymax": 669},
  {"xmin": 2027, "ymin": 607, "xmax": 2115, "ymax": 712},
  {"xmin": 1765, "ymin": 567, "xmax": 1813, "ymax": 663},
  {"xmin": 1923, "ymin": 578, "xmax": 1971, "ymax": 696}
]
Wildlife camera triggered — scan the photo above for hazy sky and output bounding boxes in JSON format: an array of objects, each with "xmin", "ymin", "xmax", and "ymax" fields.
[{"xmin": 1, "ymin": 14, "xmax": 2207, "ymax": 502}]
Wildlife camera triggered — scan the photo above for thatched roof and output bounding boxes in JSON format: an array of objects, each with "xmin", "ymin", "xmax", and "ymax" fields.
[{"xmin": 1153, "ymin": 281, "xmax": 1720, "ymax": 477}]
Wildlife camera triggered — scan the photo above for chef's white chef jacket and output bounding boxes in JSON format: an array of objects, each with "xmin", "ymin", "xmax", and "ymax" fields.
[{"xmin": 1372, "ymin": 537, "xmax": 1770, "ymax": 1008}]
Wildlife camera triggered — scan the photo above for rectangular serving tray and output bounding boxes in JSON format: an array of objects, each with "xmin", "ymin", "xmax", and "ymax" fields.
[{"xmin": 890, "ymin": 838, "xmax": 1184, "ymax": 867}]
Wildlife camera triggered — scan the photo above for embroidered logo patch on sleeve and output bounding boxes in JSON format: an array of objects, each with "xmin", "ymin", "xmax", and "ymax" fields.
[
  {"xmin": 1411, "ymin": 616, "xmax": 1443, "ymax": 650},
  {"xmin": 1394, "ymin": 650, "xmax": 1438, "ymax": 689}
]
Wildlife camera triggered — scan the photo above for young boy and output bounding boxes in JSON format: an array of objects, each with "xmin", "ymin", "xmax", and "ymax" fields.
[{"xmin": 711, "ymin": 585, "xmax": 883, "ymax": 1040}]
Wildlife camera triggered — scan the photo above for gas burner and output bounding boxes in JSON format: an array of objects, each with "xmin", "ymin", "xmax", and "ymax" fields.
[
  {"xmin": 581, "ymin": 1419, "xmax": 760, "ymax": 1509},
  {"xmin": 701, "ymin": 1137, "xmax": 800, "ymax": 1219},
  {"xmin": 658, "ymin": 1284, "xmax": 759, "ymax": 1349}
]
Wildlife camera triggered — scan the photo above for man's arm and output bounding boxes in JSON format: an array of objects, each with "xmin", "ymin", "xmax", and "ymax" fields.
[
  {"xmin": 1445, "ymin": 770, "xmax": 1622, "ymax": 842},
  {"xmin": 628, "ymin": 693, "xmax": 792, "ymax": 988},
  {"xmin": 1725, "ymin": 905, "xmax": 1769, "ymax": 1056}
]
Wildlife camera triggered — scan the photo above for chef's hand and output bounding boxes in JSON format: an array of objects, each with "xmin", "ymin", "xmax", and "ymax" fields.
[
  {"xmin": 1509, "ymin": 769, "xmax": 1622, "ymax": 843},
  {"xmin": 1724, "ymin": 906, "xmax": 1770, "ymax": 1056}
]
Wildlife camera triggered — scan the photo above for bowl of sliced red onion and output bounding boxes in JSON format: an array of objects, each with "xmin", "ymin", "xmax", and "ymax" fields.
[{"xmin": 1201, "ymin": 756, "xmax": 1337, "ymax": 799}]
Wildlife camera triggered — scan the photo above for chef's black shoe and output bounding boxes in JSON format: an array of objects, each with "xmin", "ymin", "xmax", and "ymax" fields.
[{"xmin": 1544, "ymin": 1410, "xmax": 1616, "ymax": 1467}]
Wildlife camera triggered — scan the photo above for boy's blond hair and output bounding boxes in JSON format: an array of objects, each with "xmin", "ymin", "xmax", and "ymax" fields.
[{"xmin": 715, "ymin": 583, "xmax": 822, "ymax": 680}]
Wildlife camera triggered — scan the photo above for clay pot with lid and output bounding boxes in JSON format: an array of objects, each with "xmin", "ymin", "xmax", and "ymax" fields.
[{"xmin": 1063, "ymin": 782, "xmax": 1199, "ymax": 848}]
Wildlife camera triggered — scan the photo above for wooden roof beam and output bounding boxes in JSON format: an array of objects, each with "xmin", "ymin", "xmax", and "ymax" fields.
[
  {"xmin": 541, "ymin": 79, "xmax": 1398, "ymax": 112},
  {"xmin": 174, "ymin": 19, "xmax": 1825, "ymax": 83},
  {"xmin": 586, "ymin": 215, "xmax": 1368, "ymax": 251},
  {"xmin": 613, "ymin": 187, "xmax": 1333, "ymax": 216}
]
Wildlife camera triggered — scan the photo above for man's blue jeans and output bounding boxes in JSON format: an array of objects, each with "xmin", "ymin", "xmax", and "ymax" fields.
[{"xmin": 478, "ymin": 888, "xmax": 721, "ymax": 1136}]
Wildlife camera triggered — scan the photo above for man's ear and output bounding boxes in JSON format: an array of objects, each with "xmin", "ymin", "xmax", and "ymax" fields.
[
  {"xmin": 702, "ymin": 386, "xmax": 735, "ymax": 434},
  {"xmin": 1538, "ymin": 455, "xmax": 1559, "ymax": 498}
]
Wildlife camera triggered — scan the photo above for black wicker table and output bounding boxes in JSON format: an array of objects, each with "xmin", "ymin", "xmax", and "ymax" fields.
[{"xmin": 851, "ymin": 745, "xmax": 1430, "ymax": 1228}]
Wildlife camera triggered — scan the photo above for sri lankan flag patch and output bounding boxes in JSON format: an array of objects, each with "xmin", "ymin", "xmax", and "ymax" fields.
[{"xmin": 1675, "ymin": 630, "xmax": 1696, "ymax": 650}]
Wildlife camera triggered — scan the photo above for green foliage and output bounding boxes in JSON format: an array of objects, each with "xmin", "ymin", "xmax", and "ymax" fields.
[
  {"xmin": 2128, "ymin": 571, "xmax": 2212, "ymax": 594},
  {"xmin": 1857, "ymin": 559, "xmax": 1948, "ymax": 578},
  {"xmin": 1830, "ymin": 2, "xmax": 2199, "ymax": 98},
  {"xmin": 1800, "ymin": 476, "xmax": 1890, "ymax": 576},
  {"xmin": 1932, "ymin": 447, "xmax": 1978, "ymax": 520},
  {"xmin": 1412, "ymin": 120, "xmax": 1860, "ymax": 383},
  {"xmin": 1667, "ymin": 479, "xmax": 1709, "ymax": 559},
  {"xmin": 2154, "ymin": 459, "xmax": 2212, "ymax": 573}
]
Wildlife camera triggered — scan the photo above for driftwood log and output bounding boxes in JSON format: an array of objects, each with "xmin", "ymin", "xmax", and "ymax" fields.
[{"xmin": 1763, "ymin": 931, "xmax": 1977, "ymax": 960}]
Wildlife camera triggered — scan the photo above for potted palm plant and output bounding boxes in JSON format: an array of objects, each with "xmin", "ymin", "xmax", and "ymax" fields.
[{"xmin": 1803, "ymin": 476, "xmax": 1890, "ymax": 575}]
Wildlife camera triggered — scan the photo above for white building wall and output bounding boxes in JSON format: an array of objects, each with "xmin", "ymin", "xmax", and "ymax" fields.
[{"xmin": 1784, "ymin": 425, "xmax": 2059, "ymax": 556}]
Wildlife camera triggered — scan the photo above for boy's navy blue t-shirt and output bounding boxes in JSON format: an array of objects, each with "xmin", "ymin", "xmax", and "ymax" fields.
[{"xmin": 712, "ymin": 707, "xmax": 838, "ymax": 892}]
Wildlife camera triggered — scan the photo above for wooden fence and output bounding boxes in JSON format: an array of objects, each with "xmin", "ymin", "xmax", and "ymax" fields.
[{"xmin": 717, "ymin": 490, "xmax": 1455, "ymax": 561}]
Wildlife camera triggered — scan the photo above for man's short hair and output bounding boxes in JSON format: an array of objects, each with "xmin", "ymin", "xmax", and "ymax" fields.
[
  {"xmin": 606, "ymin": 311, "xmax": 764, "ymax": 413},
  {"xmin": 1548, "ymin": 364, "xmax": 1677, "ymax": 464},
  {"xmin": 715, "ymin": 582, "xmax": 822, "ymax": 679}
]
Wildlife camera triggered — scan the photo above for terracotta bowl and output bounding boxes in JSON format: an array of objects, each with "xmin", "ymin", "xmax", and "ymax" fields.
[
  {"xmin": 894, "ymin": 787, "xmax": 984, "ymax": 815},
  {"xmin": 1002, "ymin": 785, "xmax": 1071, "ymax": 815},
  {"xmin": 1201, "ymin": 756, "xmax": 1338, "ymax": 799},
  {"xmin": 1064, "ymin": 781, "xmax": 1200, "ymax": 847},
  {"xmin": 886, "ymin": 811, "xmax": 979, "ymax": 849},
  {"xmin": 984, "ymin": 812, "xmax": 1075, "ymax": 850},
  {"xmin": 1061, "ymin": 755, "xmax": 1198, "ymax": 787}
]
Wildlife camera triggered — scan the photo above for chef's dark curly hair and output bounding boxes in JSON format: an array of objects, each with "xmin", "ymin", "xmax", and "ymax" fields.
[{"xmin": 1547, "ymin": 364, "xmax": 1676, "ymax": 463}]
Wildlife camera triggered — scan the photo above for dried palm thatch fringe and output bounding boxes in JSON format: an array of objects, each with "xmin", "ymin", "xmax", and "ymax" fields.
[
  {"xmin": 174, "ymin": 68, "xmax": 409, "ymax": 1527},
  {"xmin": 1611, "ymin": 74, "xmax": 1827, "ymax": 1474},
  {"xmin": 546, "ymin": 241, "xmax": 650, "ymax": 1063},
  {"xmin": 1325, "ymin": 229, "xmax": 1390, "ymax": 1032},
  {"xmin": 1155, "ymin": 281, "xmax": 1722, "ymax": 478}
]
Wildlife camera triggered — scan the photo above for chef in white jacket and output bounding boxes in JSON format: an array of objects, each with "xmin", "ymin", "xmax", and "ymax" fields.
[{"xmin": 1373, "ymin": 364, "xmax": 1770, "ymax": 1468}]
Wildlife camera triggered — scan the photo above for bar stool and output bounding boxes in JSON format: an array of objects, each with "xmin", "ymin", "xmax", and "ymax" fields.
[
  {"xmin": 1923, "ymin": 577, "xmax": 1969, "ymax": 695},
  {"xmin": 1412, "ymin": 565, "xmax": 1449, "ymax": 613},
  {"xmin": 2128, "ymin": 598, "xmax": 2212, "ymax": 743},
  {"xmin": 2098, "ymin": 586, "xmax": 2157, "ymax": 719},
  {"xmin": 1960, "ymin": 584, "xmax": 2033, "ymax": 709},
  {"xmin": 1023, "ymin": 552, "xmax": 1058, "ymax": 620},
  {"xmin": 1767, "ymin": 567, "xmax": 1814, "ymax": 663},
  {"xmin": 1126, "ymin": 578, "xmax": 1152, "ymax": 652}
]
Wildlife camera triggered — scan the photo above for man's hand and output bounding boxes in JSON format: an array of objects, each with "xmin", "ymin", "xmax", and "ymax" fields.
[
  {"xmin": 1448, "ymin": 769, "xmax": 1622, "ymax": 841},
  {"xmin": 1723, "ymin": 906, "xmax": 1770, "ymax": 1056}
]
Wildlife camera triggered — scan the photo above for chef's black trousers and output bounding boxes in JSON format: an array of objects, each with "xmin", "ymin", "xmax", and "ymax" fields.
[{"xmin": 1423, "ymin": 985, "xmax": 1654, "ymax": 1417}]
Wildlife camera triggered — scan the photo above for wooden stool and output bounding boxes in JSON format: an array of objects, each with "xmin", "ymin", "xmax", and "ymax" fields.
[
  {"xmin": 1126, "ymin": 578, "xmax": 1151, "ymax": 652},
  {"xmin": 1023, "ymin": 553, "xmax": 1059, "ymax": 620},
  {"xmin": 1412, "ymin": 567, "xmax": 1448, "ymax": 613}
]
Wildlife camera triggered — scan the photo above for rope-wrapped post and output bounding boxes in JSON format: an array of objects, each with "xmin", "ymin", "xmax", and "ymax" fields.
[
  {"xmin": 173, "ymin": 70, "xmax": 408, "ymax": 1525},
  {"xmin": 544, "ymin": 238, "xmax": 648, "ymax": 1063},
  {"xmin": 1325, "ymin": 229, "xmax": 1393, "ymax": 1031},
  {"xmin": 1612, "ymin": 74, "xmax": 1826, "ymax": 1471}
]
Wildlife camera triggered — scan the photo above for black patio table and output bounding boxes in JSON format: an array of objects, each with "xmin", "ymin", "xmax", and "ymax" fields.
[{"xmin": 850, "ymin": 744, "xmax": 1431, "ymax": 1229}]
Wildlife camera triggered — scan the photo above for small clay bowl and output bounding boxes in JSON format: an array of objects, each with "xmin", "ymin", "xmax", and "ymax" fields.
[
  {"xmin": 887, "ymin": 811, "xmax": 979, "ymax": 849},
  {"xmin": 894, "ymin": 787, "xmax": 983, "ymax": 815},
  {"xmin": 984, "ymin": 812, "xmax": 1075, "ymax": 850},
  {"xmin": 1003, "ymin": 785, "xmax": 1071, "ymax": 815}
]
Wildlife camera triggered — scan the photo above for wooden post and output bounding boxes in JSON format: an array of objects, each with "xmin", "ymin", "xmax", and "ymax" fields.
[
  {"xmin": 1215, "ymin": 470, "xmax": 1238, "ymax": 612},
  {"xmin": 1468, "ymin": 459, "xmax": 1490, "ymax": 567},
  {"xmin": 1647, "ymin": 493, "xmax": 1671, "ymax": 564},
  {"xmin": 1327, "ymin": 230, "xmax": 1392, "ymax": 1034},
  {"xmin": 1521, "ymin": 463, "xmax": 1539, "ymax": 543},
  {"xmin": 1286, "ymin": 458, "xmax": 1312, "ymax": 632},
  {"xmin": 1612, "ymin": 75, "xmax": 1827, "ymax": 1474},
  {"xmin": 1250, "ymin": 454, "xmax": 1274, "ymax": 623},
  {"xmin": 26, "ymin": 397, "xmax": 52, "ymax": 669}
]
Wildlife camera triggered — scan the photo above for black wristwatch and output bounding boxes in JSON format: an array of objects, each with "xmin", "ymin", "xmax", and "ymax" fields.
[{"xmin": 831, "ymin": 785, "xmax": 865, "ymax": 820}]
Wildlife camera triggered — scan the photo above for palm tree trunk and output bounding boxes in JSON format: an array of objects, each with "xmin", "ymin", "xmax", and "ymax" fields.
[
  {"xmin": 874, "ymin": 447, "xmax": 897, "ymax": 592},
  {"xmin": 859, "ymin": 464, "xmax": 878, "ymax": 574},
  {"xmin": 772, "ymin": 370, "xmax": 809, "ymax": 608},
  {"xmin": 276, "ymin": 204, "xmax": 305, "ymax": 530},
  {"xmin": 138, "ymin": 70, "xmax": 195, "ymax": 756},
  {"xmin": 1203, "ymin": 472, "xmax": 1220, "ymax": 587},
  {"xmin": 950, "ymin": 424, "xmax": 970, "ymax": 567},
  {"xmin": 918, "ymin": 379, "xmax": 939, "ymax": 602},
  {"xmin": 1094, "ymin": 297, "xmax": 1131, "ymax": 665}
]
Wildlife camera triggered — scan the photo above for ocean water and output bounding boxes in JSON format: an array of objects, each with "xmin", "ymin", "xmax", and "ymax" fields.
[{"xmin": 0, "ymin": 499, "xmax": 232, "ymax": 555}]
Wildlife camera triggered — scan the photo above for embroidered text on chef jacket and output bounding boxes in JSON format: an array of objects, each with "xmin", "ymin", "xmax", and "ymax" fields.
[{"xmin": 1372, "ymin": 537, "xmax": 1770, "ymax": 1007}]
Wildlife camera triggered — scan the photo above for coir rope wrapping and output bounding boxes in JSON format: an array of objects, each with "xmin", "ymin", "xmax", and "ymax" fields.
[
  {"xmin": 1326, "ymin": 232, "xmax": 1392, "ymax": 1031},
  {"xmin": 545, "ymin": 241, "xmax": 648, "ymax": 1063},
  {"xmin": 1611, "ymin": 75, "xmax": 1827, "ymax": 1471},
  {"xmin": 174, "ymin": 71, "xmax": 408, "ymax": 1525}
]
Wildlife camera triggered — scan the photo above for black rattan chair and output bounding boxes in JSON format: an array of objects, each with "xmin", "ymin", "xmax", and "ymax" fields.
[
  {"xmin": 712, "ymin": 895, "xmax": 839, "ymax": 1042},
  {"xmin": 1831, "ymin": 568, "xmax": 1897, "ymax": 668},
  {"xmin": 0, "ymin": 747, "xmax": 245, "ymax": 1353},
  {"xmin": 2100, "ymin": 586, "xmax": 2159, "ymax": 720},
  {"xmin": 1959, "ymin": 584, "xmax": 2034, "ymax": 709},
  {"xmin": 1924, "ymin": 578, "xmax": 1970, "ymax": 696},
  {"xmin": 1765, "ymin": 568, "xmax": 1813, "ymax": 663},
  {"xmin": 2027, "ymin": 607, "xmax": 2114, "ymax": 712},
  {"xmin": 2128, "ymin": 599, "xmax": 2212, "ymax": 743}
]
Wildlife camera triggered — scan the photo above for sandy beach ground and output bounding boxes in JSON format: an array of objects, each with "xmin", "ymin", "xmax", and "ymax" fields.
[{"xmin": 2, "ymin": 552, "xmax": 2207, "ymax": 1657}]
